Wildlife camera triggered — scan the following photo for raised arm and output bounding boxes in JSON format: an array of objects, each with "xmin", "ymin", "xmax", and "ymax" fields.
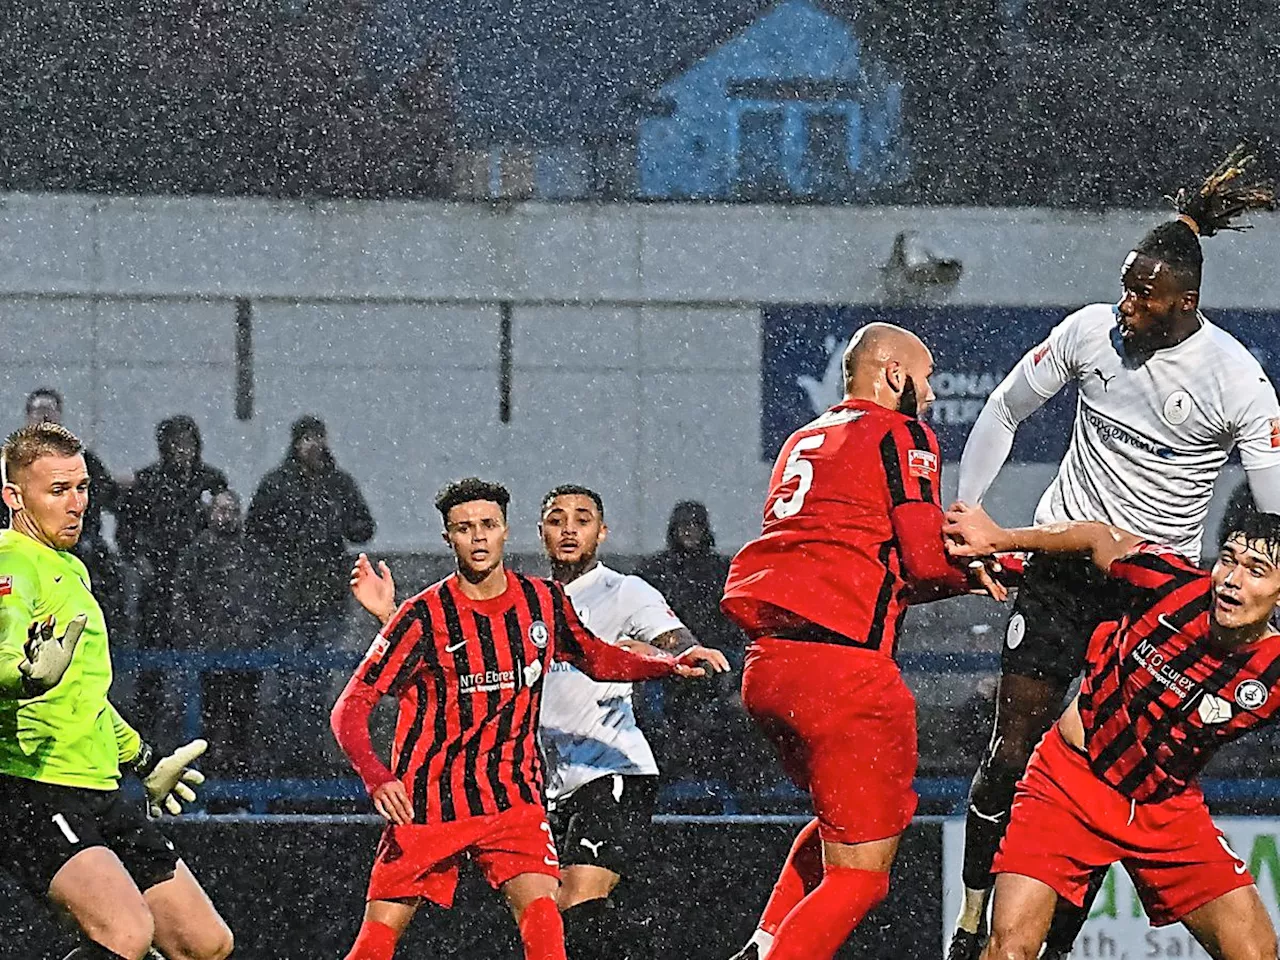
[
  {"xmin": 1234, "ymin": 371, "xmax": 1280, "ymax": 515},
  {"xmin": 957, "ymin": 313, "xmax": 1084, "ymax": 505}
]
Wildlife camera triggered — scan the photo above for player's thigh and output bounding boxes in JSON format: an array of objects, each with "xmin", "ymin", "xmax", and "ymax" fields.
[
  {"xmin": 986, "ymin": 673, "xmax": 1067, "ymax": 767},
  {"xmin": 501, "ymin": 871, "xmax": 561, "ymax": 920},
  {"xmin": 146, "ymin": 860, "xmax": 234, "ymax": 960},
  {"xmin": 364, "ymin": 897, "xmax": 422, "ymax": 935},
  {"xmin": 1180, "ymin": 886, "xmax": 1278, "ymax": 960},
  {"xmin": 476, "ymin": 805, "xmax": 562, "ymax": 915},
  {"xmin": 49, "ymin": 846, "xmax": 155, "ymax": 958},
  {"xmin": 822, "ymin": 834, "xmax": 900, "ymax": 873},
  {"xmin": 996, "ymin": 556, "xmax": 1117, "ymax": 750},
  {"xmin": 558, "ymin": 864, "xmax": 620, "ymax": 909},
  {"xmin": 982, "ymin": 872, "xmax": 1060, "ymax": 960},
  {"xmin": 555, "ymin": 776, "xmax": 654, "ymax": 887}
]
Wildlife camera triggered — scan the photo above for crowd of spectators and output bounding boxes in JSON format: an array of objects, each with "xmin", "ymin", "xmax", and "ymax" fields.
[{"xmin": 6, "ymin": 389, "xmax": 774, "ymax": 803}]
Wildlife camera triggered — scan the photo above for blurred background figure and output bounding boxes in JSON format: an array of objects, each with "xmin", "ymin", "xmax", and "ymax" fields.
[
  {"xmin": 119, "ymin": 415, "xmax": 229, "ymax": 649},
  {"xmin": 635, "ymin": 501, "xmax": 768, "ymax": 791},
  {"xmin": 21, "ymin": 387, "xmax": 127, "ymax": 634},
  {"xmin": 173, "ymin": 489, "xmax": 263, "ymax": 779},
  {"xmin": 247, "ymin": 415, "xmax": 374, "ymax": 774},
  {"xmin": 118, "ymin": 414, "xmax": 228, "ymax": 737}
]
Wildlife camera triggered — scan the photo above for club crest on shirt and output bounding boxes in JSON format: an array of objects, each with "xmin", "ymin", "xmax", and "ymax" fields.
[
  {"xmin": 907, "ymin": 449, "xmax": 938, "ymax": 480},
  {"xmin": 1235, "ymin": 679, "xmax": 1268, "ymax": 711},
  {"xmin": 1162, "ymin": 390, "xmax": 1192, "ymax": 425},
  {"xmin": 1005, "ymin": 613, "xmax": 1026, "ymax": 650},
  {"xmin": 1198, "ymin": 693, "xmax": 1233, "ymax": 725},
  {"xmin": 0, "ymin": 575, "xmax": 10, "ymax": 597},
  {"xmin": 364, "ymin": 635, "xmax": 390, "ymax": 663},
  {"xmin": 529, "ymin": 620, "xmax": 549, "ymax": 648}
]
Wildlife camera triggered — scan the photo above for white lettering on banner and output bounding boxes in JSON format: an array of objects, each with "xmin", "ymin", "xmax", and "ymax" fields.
[{"xmin": 941, "ymin": 818, "xmax": 1280, "ymax": 958}]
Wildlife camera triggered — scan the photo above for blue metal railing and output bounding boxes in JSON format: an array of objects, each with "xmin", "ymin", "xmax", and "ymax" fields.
[{"xmin": 116, "ymin": 647, "xmax": 1280, "ymax": 815}]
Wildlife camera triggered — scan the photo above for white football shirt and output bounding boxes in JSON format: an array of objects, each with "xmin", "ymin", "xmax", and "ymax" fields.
[
  {"xmin": 970, "ymin": 303, "xmax": 1280, "ymax": 557},
  {"xmin": 540, "ymin": 563, "xmax": 685, "ymax": 802}
]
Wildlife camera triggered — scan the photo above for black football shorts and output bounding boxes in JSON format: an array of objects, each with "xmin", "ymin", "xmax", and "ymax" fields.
[
  {"xmin": 0, "ymin": 774, "xmax": 179, "ymax": 897},
  {"xmin": 1000, "ymin": 553, "xmax": 1134, "ymax": 690},
  {"xmin": 548, "ymin": 774, "xmax": 658, "ymax": 878}
]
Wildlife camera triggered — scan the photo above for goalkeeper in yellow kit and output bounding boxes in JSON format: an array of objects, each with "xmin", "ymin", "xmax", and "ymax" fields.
[{"xmin": 0, "ymin": 423, "xmax": 233, "ymax": 960}]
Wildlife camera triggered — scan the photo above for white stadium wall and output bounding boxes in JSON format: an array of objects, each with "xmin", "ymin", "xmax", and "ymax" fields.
[{"xmin": 1, "ymin": 194, "xmax": 1276, "ymax": 552}]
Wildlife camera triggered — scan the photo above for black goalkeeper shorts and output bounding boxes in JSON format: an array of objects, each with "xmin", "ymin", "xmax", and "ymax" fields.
[
  {"xmin": 0, "ymin": 774, "xmax": 179, "ymax": 897},
  {"xmin": 1000, "ymin": 553, "xmax": 1133, "ymax": 690}
]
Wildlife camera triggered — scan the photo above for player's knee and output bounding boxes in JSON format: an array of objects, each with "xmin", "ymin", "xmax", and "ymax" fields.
[
  {"xmin": 1240, "ymin": 931, "xmax": 1278, "ymax": 960},
  {"xmin": 970, "ymin": 752, "xmax": 1023, "ymax": 813},
  {"xmin": 983, "ymin": 926, "xmax": 1039, "ymax": 960},
  {"xmin": 78, "ymin": 906, "xmax": 154, "ymax": 960},
  {"xmin": 165, "ymin": 917, "xmax": 235, "ymax": 960}
]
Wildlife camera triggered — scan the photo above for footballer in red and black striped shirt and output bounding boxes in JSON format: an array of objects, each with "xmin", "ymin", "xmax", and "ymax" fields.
[
  {"xmin": 944, "ymin": 504, "xmax": 1280, "ymax": 959},
  {"xmin": 330, "ymin": 478, "xmax": 723, "ymax": 960},
  {"xmin": 722, "ymin": 325, "xmax": 1005, "ymax": 960}
]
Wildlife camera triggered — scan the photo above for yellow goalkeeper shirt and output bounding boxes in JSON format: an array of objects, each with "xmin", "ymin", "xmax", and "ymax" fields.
[{"xmin": 0, "ymin": 529, "xmax": 139, "ymax": 789}]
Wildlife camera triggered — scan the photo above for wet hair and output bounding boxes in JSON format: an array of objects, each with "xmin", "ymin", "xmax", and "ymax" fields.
[
  {"xmin": 25, "ymin": 387, "xmax": 63, "ymax": 413},
  {"xmin": 2, "ymin": 422, "xmax": 83, "ymax": 485},
  {"xmin": 156, "ymin": 415, "xmax": 201, "ymax": 460},
  {"xmin": 540, "ymin": 484, "xmax": 604, "ymax": 518},
  {"xmin": 1222, "ymin": 510, "xmax": 1280, "ymax": 567},
  {"xmin": 291, "ymin": 415, "xmax": 326, "ymax": 444},
  {"xmin": 1133, "ymin": 145, "xmax": 1277, "ymax": 292},
  {"xmin": 667, "ymin": 500, "xmax": 716, "ymax": 551},
  {"xmin": 435, "ymin": 477, "xmax": 510, "ymax": 524}
]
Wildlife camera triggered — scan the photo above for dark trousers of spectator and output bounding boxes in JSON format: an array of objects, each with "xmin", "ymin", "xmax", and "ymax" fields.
[
  {"xmin": 265, "ymin": 617, "xmax": 349, "ymax": 777},
  {"xmin": 201, "ymin": 670, "xmax": 263, "ymax": 779}
]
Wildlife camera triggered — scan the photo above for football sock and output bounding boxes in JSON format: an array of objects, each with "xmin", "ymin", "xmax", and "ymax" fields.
[
  {"xmin": 759, "ymin": 818, "xmax": 824, "ymax": 935},
  {"xmin": 954, "ymin": 884, "xmax": 991, "ymax": 935},
  {"xmin": 343, "ymin": 919, "xmax": 399, "ymax": 960},
  {"xmin": 1042, "ymin": 868, "xmax": 1107, "ymax": 955},
  {"xmin": 561, "ymin": 897, "xmax": 615, "ymax": 959},
  {"xmin": 765, "ymin": 865, "xmax": 890, "ymax": 960},
  {"xmin": 519, "ymin": 896, "xmax": 567, "ymax": 960}
]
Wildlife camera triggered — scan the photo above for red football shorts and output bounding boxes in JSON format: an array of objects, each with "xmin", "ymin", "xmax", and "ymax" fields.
[
  {"xmin": 366, "ymin": 803, "xmax": 559, "ymax": 907},
  {"xmin": 995, "ymin": 725, "xmax": 1255, "ymax": 926},
  {"xmin": 741, "ymin": 638, "xmax": 918, "ymax": 844}
]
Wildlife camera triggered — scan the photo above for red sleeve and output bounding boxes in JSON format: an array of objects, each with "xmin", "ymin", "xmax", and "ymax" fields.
[
  {"xmin": 892, "ymin": 501, "xmax": 970, "ymax": 598},
  {"xmin": 549, "ymin": 583, "xmax": 677, "ymax": 681},
  {"xmin": 881, "ymin": 419, "xmax": 969, "ymax": 597},
  {"xmin": 331, "ymin": 601, "xmax": 426, "ymax": 793},
  {"xmin": 330, "ymin": 674, "xmax": 396, "ymax": 794},
  {"xmin": 1107, "ymin": 542, "xmax": 1203, "ymax": 593}
]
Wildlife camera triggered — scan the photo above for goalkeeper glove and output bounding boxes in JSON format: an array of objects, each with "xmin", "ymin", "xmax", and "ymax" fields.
[
  {"xmin": 20, "ymin": 614, "xmax": 87, "ymax": 696},
  {"xmin": 132, "ymin": 739, "xmax": 207, "ymax": 817}
]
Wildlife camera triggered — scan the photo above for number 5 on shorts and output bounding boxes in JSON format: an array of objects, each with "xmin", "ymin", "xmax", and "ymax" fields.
[{"xmin": 772, "ymin": 434, "xmax": 826, "ymax": 519}]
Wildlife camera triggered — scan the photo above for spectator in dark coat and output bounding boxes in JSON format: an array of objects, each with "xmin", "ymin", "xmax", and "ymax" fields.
[
  {"xmin": 22, "ymin": 388, "xmax": 127, "ymax": 633},
  {"xmin": 634, "ymin": 502, "xmax": 769, "ymax": 789},
  {"xmin": 246, "ymin": 415, "xmax": 375, "ymax": 633},
  {"xmin": 173, "ymin": 489, "xmax": 262, "ymax": 776},
  {"xmin": 246, "ymin": 416, "xmax": 374, "ymax": 774},
  {"xmin": 118, "ymin": 415, "xmax": 228, "ymax": 649}
]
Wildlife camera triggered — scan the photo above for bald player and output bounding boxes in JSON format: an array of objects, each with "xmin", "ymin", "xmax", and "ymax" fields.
[{"xmin": 721, "ymin": 324, "xmax": 1004, "ymax": 960}]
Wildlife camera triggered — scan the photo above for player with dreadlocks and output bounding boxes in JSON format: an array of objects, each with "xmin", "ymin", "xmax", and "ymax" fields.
[{"xmin": 945, "ymin": 146, "xmax": 1280, "ymax": 960}]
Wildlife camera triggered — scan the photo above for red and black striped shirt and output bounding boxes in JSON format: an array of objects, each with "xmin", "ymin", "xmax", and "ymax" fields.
[
  {"xmin": 1078, "ymin": 543, "xmax": 1280, "ymax": 803},
  {"xmin": 723, "ymin": 398, "xmax": 964, "ymax": 658},
  {"xmin": 344, "ymin": 569, "xmax": 676, "ymax": 824}
]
